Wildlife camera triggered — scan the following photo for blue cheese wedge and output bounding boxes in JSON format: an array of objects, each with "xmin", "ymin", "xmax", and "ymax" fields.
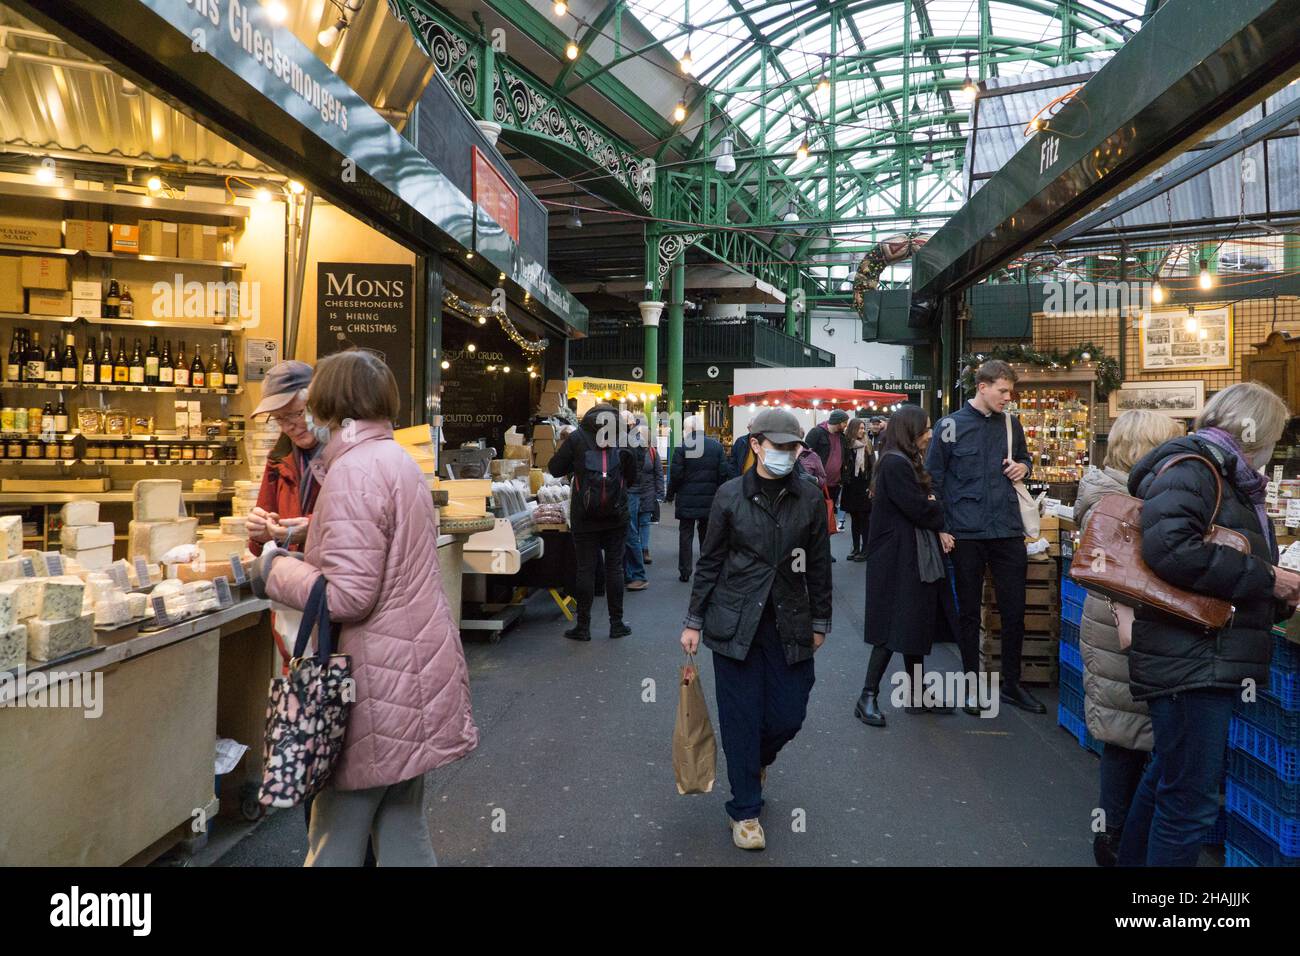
[
  {"xmin": 0, "ymin": 623, "xmax": 25, "ymax": 671},
  {"xmin": 0, "ymin": 515, "xmax": 21, "ymax": 558},
  {"xmin": 0, "ymin": 578, "xmax": 40, "ymax": 624},
  {"xmin": 28, "ymin": 612, "xmax": 94, "ymax": 661},
  {"xmin": 34, "ymin": 576, "xmax": 86, "ymax": 623}
]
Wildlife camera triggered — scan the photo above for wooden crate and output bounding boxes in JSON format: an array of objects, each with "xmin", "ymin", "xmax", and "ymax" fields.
[
  {"xmin": 1025, "ymin": 559, "xmax": 1059, "ymax": 581},
  {"xmin": 985, "ymin": 584, "xmax": 1059, "ymax": 611},
  {"xmin": 980, "ymin": 633, "xmax": 1059, "ymax": 659},
  {"xmin": 979, "ymin": 653, "xmax": 1059, "ymax": 686},
  {"xmin": 982, "ymin": 609, "xmax": 1060, "ymax": 634}
]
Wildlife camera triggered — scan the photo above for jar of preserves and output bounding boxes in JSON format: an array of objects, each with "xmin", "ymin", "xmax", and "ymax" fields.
[
  {"xmin": 130, "ymin": 444, "xmax": 144, "ymax": 460},
  {"xmin": 182, "ymin": 444, "xmax": 195, "ymax": 460},
  {"xmin": 156, "ymin": 442, "xmax": 170, "ymax": 460},
  {"xmin": 144, "ymin": 444, "xmax": 157, "ymax": 460},
  {"xmin": 5, "ymin": 439, "xmax": 22, "ymax": 458},
  {"xmin": 0, "ymin": 407, "xmax": 13, "ymax": 432},
  {"xmin": 24, "ymin": 440, "xmax": 41, "ymax": 459},
  {"xmin": 116, "ymin": 443, "xmax": 131, "ymax": 460},
  {"xmin": 44, "ymin": 441, "xmax": 59, "ymax": 460}
]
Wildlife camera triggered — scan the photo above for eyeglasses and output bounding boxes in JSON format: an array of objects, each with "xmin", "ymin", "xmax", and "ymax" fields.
[{"xmin": 269, "ymin": 408, "xmax": 307, "ymax": 427}]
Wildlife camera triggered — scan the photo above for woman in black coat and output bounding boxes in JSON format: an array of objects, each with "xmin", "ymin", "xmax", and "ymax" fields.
[
  {"xmin": 1115, "ymin": 382, "xmax": 1300, "ymax": 866},
  {"xmin": 840, "ymin": 417, "xmax": 873, "ymax": 560},
  {"xmin": 854, "ymin": 405, "xmax": 959, "ymax": 727}
]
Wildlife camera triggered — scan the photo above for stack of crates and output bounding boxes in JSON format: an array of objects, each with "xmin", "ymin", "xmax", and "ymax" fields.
[
  {"xmin": 1225, "ymin": 629, "xmax": 1300, "ymax": 866},
  {"xmin": 1057, "ymin": 575, "xmax": 1102, "ymax": 755},
  {"xmin": 979, "ymin": 561, "xmax": 1060, "ymax": 684}
]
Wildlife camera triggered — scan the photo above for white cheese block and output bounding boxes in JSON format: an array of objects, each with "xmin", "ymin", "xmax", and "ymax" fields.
[
  {"xmin": 60, "ymin": 500, "xmax": 101, "ymax": 527},
  {"xmin": 0, "ymin": 623, "xmax": 26, "ymax": 671},
  {"xmin": 34, "ymin": 576, "xmax": 85, "ymax": 622},
  {"xmin": 132, "ymin": 479, "xmax": 184, "ymax": 522},
  {"xmin": 63, "ymin": 544, "xmax": 113, "ymax": 571},
  {"xmin": 182, "ymin": 579, "xmax": 218, "ymax": 613},
  {"xmin": 85, "ymin": 573, "xmax": 118, "ymax": 604},
  {"xmin": 28, "ymin": 612, "xmax": 94, "ymax": 661},
  {"xmin": 127, "ymin": 592, "xmax": 148, "ymax": 619},
  {"xmin": 93, "ymin": 597, "xmax": 131, "ymax": 627},
  {"xmin": 61, "ymin": 522, "xmax": 115, "ymax": 551},
  {"xmin": 0, "ymin": 515, "xmax": 21, "ymax": 557},
  {"xmin": 219, "ymin": 516, "xmax": 248, "ymax": 538},
  {"xmin": 151, "ymin": 578, "xmax": 185, "ymax": 598},
  {"xmin": 0, "ymin": 557, "xmax": 23, "ymax": 582},
  {"xmin": 0, "ymin": 579, "xmax": 40, "ymax": 623},
  {"xmin": 127, "ymin": 518, "xmax": 198, "ymax": 562},
  {"xmin": 197, "ymin": 535, "xmax": 247, "ymax": 563}
]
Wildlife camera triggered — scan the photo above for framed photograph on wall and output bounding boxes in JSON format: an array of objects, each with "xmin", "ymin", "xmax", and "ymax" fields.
[
  {"xmin": 1140, "ymin": 306, "xmax": 1233, "ymax": 371},
  {"xmin": 1108, "ymin": 380, "xmax": 1206, "ymax": 419}
]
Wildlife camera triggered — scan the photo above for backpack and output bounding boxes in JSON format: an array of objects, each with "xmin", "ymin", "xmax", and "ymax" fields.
[{"xmin": 573, "ymin": 429, "xmax": 625, "ymax": 519}]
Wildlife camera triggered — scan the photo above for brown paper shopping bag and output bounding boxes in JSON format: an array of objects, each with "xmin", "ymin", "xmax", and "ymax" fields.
[{"xmin": 673, "ymin": 655, "xmax": 716, "ymax": 795}]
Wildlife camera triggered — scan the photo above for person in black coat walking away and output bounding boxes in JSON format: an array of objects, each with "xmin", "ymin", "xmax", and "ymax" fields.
[
  {"xmin": 681, "ymin": 407, "xmax": 831, "ymax": 852},
  {"xmin": 666, "ymin": 420, "xmax": 733, "ymax": 582},
  {"xmin": 1116, "ymin": 382, "xmax": 1300, "ymax": 866},
  {"xmin": 548, "ymin": 403, "xmax": 639, "ymax": 641},
  {"xmin": 854, "ymin": 405, "xmax": 959, "ymax": 726},
  {"xmin": 841, "ymin": 417, "xmax": 873, "ymax": 560},
  {"xmin": 624, "ymin": 415, "xmax": 664, "ymax": 591}
]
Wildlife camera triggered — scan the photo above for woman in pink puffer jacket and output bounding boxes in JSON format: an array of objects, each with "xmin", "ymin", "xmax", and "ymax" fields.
[{"xmin": 257, "ymin": 349, "xmax": 477, "ymax": 866}]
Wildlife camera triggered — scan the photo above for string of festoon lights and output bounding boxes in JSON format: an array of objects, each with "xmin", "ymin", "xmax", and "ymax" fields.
[{"xmin": 442, "ymin": 291, "xmax": 550, "ymax": 372}]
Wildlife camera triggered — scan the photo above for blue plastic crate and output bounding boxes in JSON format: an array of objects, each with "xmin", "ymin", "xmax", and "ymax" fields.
[
  {"xmin": 1272, "ymin": 633, "xmax": 1300, "ymax": 675},
  {"xmin": 1060, "ymin": 618, "xmax": 1080, "ymax": 648},
  {"xmin": 1226, "ymin": 781, "xmax": 1300, "ymax": 856},
  {"xmin": 1061, "ymin": 577, "xmax": 1087, "ymax": 607},
  {"xmin": 1228, "ymin": 748, "xmax": 1300, "ymax": 816},
  {"xmin": 1234, "ymin": 691, "xmax": 1300, "ymax": 741},
  {"xmin": 1228, "ymin": 718, "xmax": 1300, "ymax": 785},
  {"xmin": 1224, "ymin": 844, "xmax": 1260, "ymax": 867},
  {"xmin": 1062, "ymin": 598, "xmax": 1084, "ymax": 628},
  {"xmin": 1271, "ymin": 667, "xmax": 1300, "ymax": 710},
  {"xmin": 1059, "ymin": 639, "xmax": 1083, "ymax": 674},
  {"xmin": 1226, "ymin": 813, "xmax": 1300, "ymax": 867},
  {"xmin": 1057, "ymin": 703, "xmax": 1103, "ymax": 756},
  {"xmin": 1059, "ymin": 661, "xmax": 1085, "ymax": 714}
]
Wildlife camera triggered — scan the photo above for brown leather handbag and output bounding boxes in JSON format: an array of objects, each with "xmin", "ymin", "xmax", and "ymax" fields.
[{"xmin": 1068, "ymin": 454, "xmax": 1250, "ymax": 633}]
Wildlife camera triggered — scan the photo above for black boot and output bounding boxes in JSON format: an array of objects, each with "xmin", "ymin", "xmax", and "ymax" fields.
[
  {"xmin": 1000, "ymin": 681, "xmax": 1047, "ymax": 714},
  {"xmin": 564, "ymin": 621, "xmax": 592, "ymax": 642},
  {"xmin": 609, "ymin": 621, "xmax": 632, "ymax": 639},
  {"xmin": 1093, "ymin": 828, "xmax": 1121, "ymax": 867},
  {"xmin": 854, "ymin": 690, "xmax": 886, "ymax": 727}
]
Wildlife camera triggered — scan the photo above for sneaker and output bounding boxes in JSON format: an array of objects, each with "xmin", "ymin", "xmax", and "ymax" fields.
[
  {"xmin": 626, "ymin": 580, "xmax": 648, "ymax": 591},
  {"xmin": 729, "ymin": 817, "xmax": 765, "ymax": 851}
]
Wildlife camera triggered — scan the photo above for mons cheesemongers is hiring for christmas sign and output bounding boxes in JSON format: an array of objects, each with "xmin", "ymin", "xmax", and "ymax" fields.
[{"xmin": 317, "ymin": 262, "xmax": 413, "ymax": 420}]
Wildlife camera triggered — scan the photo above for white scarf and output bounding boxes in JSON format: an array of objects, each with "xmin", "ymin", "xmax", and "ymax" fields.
[{"xmin": 851, "ymin": 438, "xmax": 868, "ymax": 476}]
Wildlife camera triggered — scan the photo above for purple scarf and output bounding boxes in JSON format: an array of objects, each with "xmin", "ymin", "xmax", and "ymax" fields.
[{"xmin": 1196, "ymin": 426, "xmax": 1276, "ymax": 560}]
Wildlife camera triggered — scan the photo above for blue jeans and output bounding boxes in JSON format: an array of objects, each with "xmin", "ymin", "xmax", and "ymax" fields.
[
  {"xmin": 624, "ymin": 497, "xmax": 648, "ymax": 582},
  {"xmin": 1099, "ymin": 743, "xmax": 1149, "ymax": 834},
  {"xmin": 1116, "ymin": 688, "xmax": 1233, "ymax": 866}
]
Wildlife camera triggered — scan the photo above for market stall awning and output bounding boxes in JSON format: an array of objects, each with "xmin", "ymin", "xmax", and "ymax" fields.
[
  {"xmin": 568, "ymin": 377, "xmax": 664, "ymax": 400},
  {"xmin": 729, "ymin": 388, "xmax": 908, "ymax": 410}
]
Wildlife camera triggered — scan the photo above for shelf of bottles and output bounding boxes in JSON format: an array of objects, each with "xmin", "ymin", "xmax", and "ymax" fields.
[{"xmin": 1010, "ymin": 387, "xmax": 1093, "ymax": 484}]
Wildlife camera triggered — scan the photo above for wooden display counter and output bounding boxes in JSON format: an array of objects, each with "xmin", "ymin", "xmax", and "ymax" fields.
[{"xmin": 0, "ymin": 597, "xmax": 271, "ymax": 866}]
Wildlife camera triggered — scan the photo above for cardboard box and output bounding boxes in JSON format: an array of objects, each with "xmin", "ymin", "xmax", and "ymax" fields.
[
  {"xmin": 161, "ymin": 222, "xmax": 179, "ymax": 258},
  {"xmin": 0, "ymin": 198, "xmax": 62, "ymax": 247},
  {"xmin": 0, "ymin": 257, "xmax": 22, "ymax": 312},
  {"xmin": 202, "ymin": 225, "xmax": 221, "ymax": 261},
  {"xmin": 72, "ymin": 280, "xmax": 102, "ymax": 301},
  {"xmin": 538, "ymin": 393, "xmax": 564, "ymax": 415},
  {"xmin": 532, "ymin": 424, "xmax": 556, "ymax": 441},
  {"xmin": 542, "ymin": 379, "xmax": 566, "ymax": 394},
  {"xmin": 20, "ymin": 255, "xmax": 68, "ymax": 290},
  {"xmin": 64, "ymin": 219, "xmax": 109, "ymax": 252},
  {"xmin": 532, "ymin": 438, "xmax": 556, "ymax": 458},
  {"xmin": 503, "ymin": 444, "xmax": 532, "ymax": 462},
  {"xmin": 176, "ymin": 222, "xmax": 203, "ymax": 259},
  {"xmin": 110, "ymin": 224, "xmax": 140, "ymax": 254},
  {"xmin": 173, "ymin": 401, "xmax": 188, "ymax": 431},
  {"xmin": 137, "ymin": 220, "xmax": 168, "ymax": 257},
  {"xmin": 27, "ymin": 290, "xmax": 71, "ymax": 316}
]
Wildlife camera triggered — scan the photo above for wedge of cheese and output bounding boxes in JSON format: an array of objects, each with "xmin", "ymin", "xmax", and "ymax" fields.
[
  {"xmin": 196, "ymin": 535, "xmax": 247, "ymax": 564},
  {"xmin": 0, "ymin": 515, "xmax": 22, "ymax": 558},
  {"xmin": 64, "ymin": 544, "xmax": 113, "ymax": 571},
  {"xmin": 28, "ymin": 611, "xmax": 94, "ymax": 661},
  {"xmin": 33, "ymin": 576, "xmax": 85, "ymax": 623},
  {"xmin": 0, "ymin": 578, "xmax": 40, "ymax": 624},
  {"xmin": 132, "ymin": 479, "xmax": 184, "ymax": 522},
  {"xmin": 0, "ymin": 623, "xmax": 26, "ymax": 671},
  {"xmin": 61, "ymin": 522, "xmax": 115, "ymax": 551},
  {"xmin": 218, "ymin": 516, "xmax": 248, "ymax": 538},
  {"xmin": 60, "ymin": 500, "xmax": 100, "ymax": 527},
  {"xmin": 0, "ymin": 557, "xmax": 24, "ymax": 582},
  {"xmin": 127, "ymin": 518, "xmax": 198, "ymax": 562}
]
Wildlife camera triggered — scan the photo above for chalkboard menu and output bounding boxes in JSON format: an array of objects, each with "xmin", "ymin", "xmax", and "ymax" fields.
[
  {"xmin": 441, "ymin": 316, "xmax": 532, "ymax": 453},
  {"xmin": 317, "ymin": 262, "xmax": 413, "ymax": 421}
]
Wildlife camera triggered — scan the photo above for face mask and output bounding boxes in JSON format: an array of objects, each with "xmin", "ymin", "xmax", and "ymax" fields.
[
  {"xmin": 303, "ymin": 410, "xmax": 331, "ymax": 446},
  {"xmin": 762, "ymin": 448, "xmax": 795, "ymax": 477}
]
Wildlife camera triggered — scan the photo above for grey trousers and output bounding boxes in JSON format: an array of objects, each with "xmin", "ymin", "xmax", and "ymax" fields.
[{"xmin": 305, "ymin": 774, "xmax": 438, "ymax": 867}]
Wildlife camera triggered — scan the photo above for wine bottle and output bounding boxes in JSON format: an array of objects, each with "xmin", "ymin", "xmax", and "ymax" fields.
[
  {"xmin": 7, "ymin": 329, "xmax": 21, "ymax": 383},
  {"xmin": 61, "ymin": 333, "xmax": 77, "ymax": 384},
  {"xmin": 99, "ymin": 334, "xmax": 113, "ymax": 384},
  {"xmin": 82, "ymin": 334, "xmax": 97, "ymax": 385},
  {"xmin": 113, "ymin": 337, "xmax": 129, "ymax": 384},
  {"xmin": 129, "ymin": 338, "xmax": 145, "ymax": 385},
  {"xmin": 190, "ymin": 345, "xmax": 205, "ymax": 388},
  {"xmin": 174, "ymin": 340, "xmax": 189, "ymax": 387},
  {"xmin": 223, "ymin": 342, "xmax": 239, "ymax": 390},
  {"xmin": 145, "ymin": 336, "xmax": 160, "ymax": 386},
  {"xmin": 54, "ymin": 400, "xmax": 68, "ymax": 433},
  {"xmin": 44, "ymin": 336, "xmax": 60, "ymax": 384},
  {"xmin": 105, "ymin": 279, "xmax": 120, "ymax": 318},
  {"xmin": 159, "ymin": 340, "xmax": 173, "ymax": 386},
  {"xmin": 25, "ymin": 330, "xmax": 45, "ymax": 383},
  {"xmin": 207, "ymin": 344, "xmax": 223, "ymax": 390}
]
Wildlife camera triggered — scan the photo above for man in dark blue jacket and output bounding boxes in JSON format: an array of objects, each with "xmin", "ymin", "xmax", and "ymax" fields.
[
  {"xmin": 925, "ymin": 359, "xmax": 1043, "ymax": 715},
  {"xmin": 667, "ymin": 421, "xmax": 734, "ymax": 582}
]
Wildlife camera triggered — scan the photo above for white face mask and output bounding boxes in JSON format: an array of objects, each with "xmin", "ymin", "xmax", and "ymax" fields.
[
  {"xmin": 762, "ymin": 448, "xmax": 795, "ymax": 477},
  {"xmin": 303, "ymin": 410, "xmax": 331, "ymax": 447}
]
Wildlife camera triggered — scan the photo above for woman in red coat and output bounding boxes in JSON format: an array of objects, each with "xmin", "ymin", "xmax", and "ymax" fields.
[{"xmin": 247, "ymin": 361, "xmax": 323, "ymax": 555}]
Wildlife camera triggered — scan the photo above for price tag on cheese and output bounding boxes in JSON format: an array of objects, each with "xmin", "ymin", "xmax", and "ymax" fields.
[
  {"xmin": 107, "ymin": 564, "xmax": 130, "ymax": 590},
  {"xmin": 229, "ymin": 555, "xmax": 248, "ymax": 586},
  {"xmin": 44, "ymin": 553, "xmax": 64, "ymax": 576},
  {"xmin": 150, "ymin": 595, "xmax": 174, "ymax": 628},
  {"xmin": 1267, "ymin": 480, "xmax": 1280, "ymax": 508},
  {"xmin": 20, "ymin": 557, "xmax": 36, "ymax": 578},
  {"xmin": 133, "ymin": 557, "xmax": 153, "ymax": 587},
  {"xmin": 1275, "ymin": 465, "xmax": 1284, "ymax": 485},
  {"xmin": 1286, "ymin": 498, "xmax": 1300, "ymax": 529},
  {"xmin": 213, "ymin": 576, "xmax": 234, "ymax": 608}
]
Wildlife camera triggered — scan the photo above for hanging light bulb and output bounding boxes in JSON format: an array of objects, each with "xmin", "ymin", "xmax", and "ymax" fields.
[
  {"xmin": 441, "ymin": 360, "xmax": 450, "ymax": 370},
  {"xmin": 1184, "ymin": 309, "xmax": 1198, "ymax": 334},
  {"xmin": 565, "ymin": 39, "xmax": 579, "ymax": 60},
  {"xmin": 553, "ymin": 0, "xmax": 567, "ymax": 15},
  {"xmin": 714, "ymin": 135, "xmax": 736, "ymax": 174},
  {"xmin": 959, "ymin": 54, "xmax": 977, "ymax": 101},
  {"xmin": 255, "ymin": 186, "xmax": 272, "ymax": 203},
  {"xmin": 1151, "ymin": 279, "xmax": 1165, "ymax": 304},
  {"xmin": 318, "ymin": 17, "xmax": 346, "ymax": 47},
  {"xmin": 146, "ymin": 175, "xmax": 163, "ymax": 192},
  {"xmin": 287, "ymin": 179, "xmax": 305, "ymax": 195},
  {"xmin": 1198, "ymin": 258, "xmax": 1213, "ymax": 289},
  {"xmin": 679, "ymin": 33, "xmax": 694, "ymax": 74},
  {"xmin": 673, "ymin": 99, "xmax": 687, "ymax": 123},
  {"xmin": 783, "ymin": 202, "xmax": 799, "ymax": 223},
  {"xmin": 795, "ymin": 136, "xmax": 810, "ymax": 162},
  {"xmin": 817, "ymin": 75, "xmax": 831, "ymax": 95},
  {"xmin": 34, "ymin": 162, "xmax": 56, "ymax": 184},
  {"xmin": 566, "ymin": 205, "xmax": 582, "ymax": 229}
]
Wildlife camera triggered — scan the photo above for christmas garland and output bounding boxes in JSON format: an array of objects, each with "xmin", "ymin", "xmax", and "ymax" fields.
[
  {"xmin": 958, "ymin": 342, "xmax": 1121, "ymax": 398},
  {"xmin": 443, "ymin": 291, "xmax": 549, "ymax": 355}
]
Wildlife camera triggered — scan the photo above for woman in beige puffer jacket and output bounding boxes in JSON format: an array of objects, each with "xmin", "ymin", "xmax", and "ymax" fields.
[{"xmin": 1072, "ymin": 410, "xmax": 1184, "ymax": 865}]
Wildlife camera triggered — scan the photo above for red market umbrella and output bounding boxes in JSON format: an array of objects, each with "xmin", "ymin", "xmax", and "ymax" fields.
[{"xmin": 728, "ymin": 387, "xmax": 908, "ymax": 410}]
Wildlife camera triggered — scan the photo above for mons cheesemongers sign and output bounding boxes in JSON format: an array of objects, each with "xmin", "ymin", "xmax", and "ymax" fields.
[{"xmin": 317, "ymin": 263, "xmax": 413, "ymax": 421}]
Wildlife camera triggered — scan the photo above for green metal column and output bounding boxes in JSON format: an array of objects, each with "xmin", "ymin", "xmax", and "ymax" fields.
[
  {"xmin": 1286, "ymin": 235, "xmax": 1300, "ymax": 271},
  {"xmin": 667, "ymin": 253, "xmax": 685, "ymax": 454},
  {"xmin": 478, "ymin": 37, "xmax": 493, "ymax": 121},
  {"xmin": 643, "ymin": 315, "xmax": 660, "ymax": 384},
  {"xmin": 785, "ymin": 264, "xmax": 797, "ymax": 336}
]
